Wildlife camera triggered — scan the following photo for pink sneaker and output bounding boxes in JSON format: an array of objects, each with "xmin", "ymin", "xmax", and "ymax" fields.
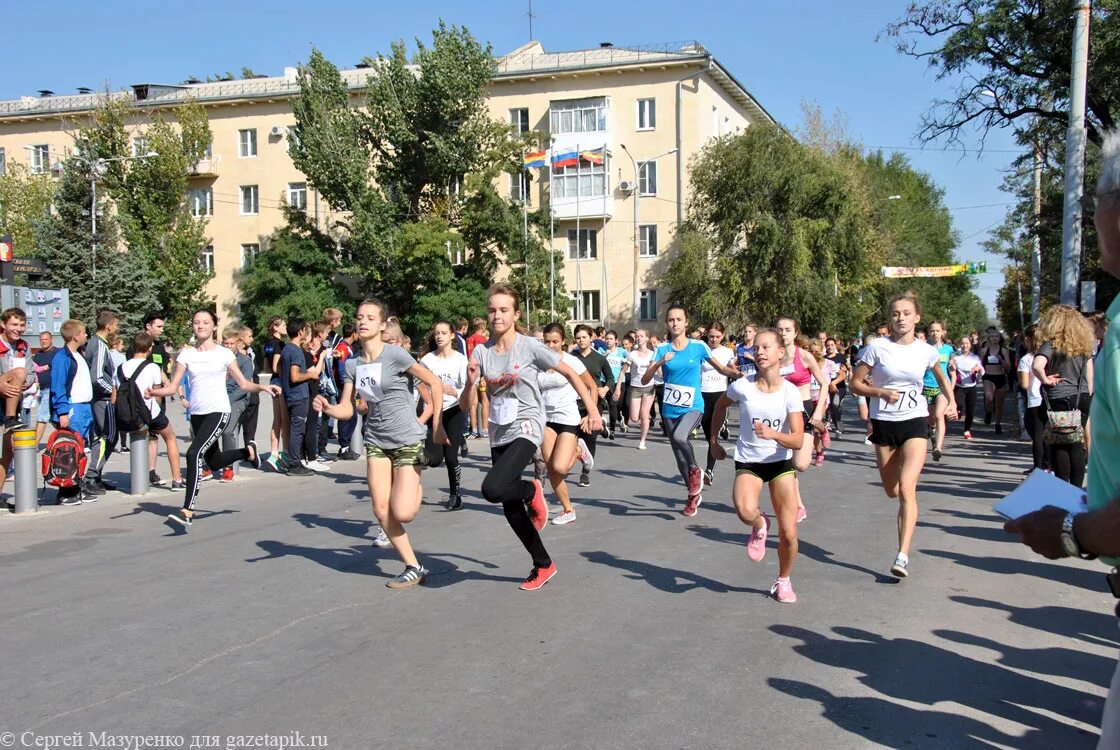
[
  {"xmin": 796, "ymin": 503, "xmax": 807, "ymax": 523},
  {"xmin": 747, "ymin": 515, "xmax": 769, "ymax": 562},
  {"xmin": 814, "ymin": 452, "xmax": 824, "ymax": 467},
  {"xmin": 821, "ymin": 429, "xmax": 831, "ymax": 449},
  {"xmin": 686, "ymin": 466, "xmax": 702, "ymax": 497},
  {"xmin": 527, "ymin": 479, "xmax": 548, "ymax": 531},
  {"xmin": 770, "ymin": 577, "xmax": 797, "ymax": 603}
]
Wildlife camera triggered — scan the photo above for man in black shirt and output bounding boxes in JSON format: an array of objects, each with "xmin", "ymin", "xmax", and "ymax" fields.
[
  {"xmin": 33, "ymin": 330, "xmax": 55, "ymax": 448},
  {"xmin": 572, "ymin": 324, "xmax": 615, "ymax": 487}
]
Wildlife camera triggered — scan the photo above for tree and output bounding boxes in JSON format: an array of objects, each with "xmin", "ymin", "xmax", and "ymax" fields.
[
  {"xmin": 236, "ymin": 207, "xmax": 352, "ymax": 335},
  {"xmin": 0, "ymin": 162, "xmax": 55, "ymax": 258}
]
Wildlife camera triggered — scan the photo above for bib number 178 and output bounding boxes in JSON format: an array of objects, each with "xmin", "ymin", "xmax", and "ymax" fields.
[{"xmin": 879, "ymin": 389, "xmax": 920, "ymax": 413}]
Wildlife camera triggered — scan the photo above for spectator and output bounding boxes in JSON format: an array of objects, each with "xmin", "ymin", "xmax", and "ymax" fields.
[
  {"xmin": 49, "ymin": 319, "xmax": 94, "ymax": 505},
  {"xmin": 33, "ymin": 330, "xmax": 55, "ymax": 448},
  {"xmin": 279, "ymin": 318, "xmax": 317, "ymax": 476},
  {"xmin": 1032, "ymin": 305, "xmax": 1095, "ymax": 487},
  {"xmin": 83, "ymin": 309, "xmax": 119, "ymax": 495}
]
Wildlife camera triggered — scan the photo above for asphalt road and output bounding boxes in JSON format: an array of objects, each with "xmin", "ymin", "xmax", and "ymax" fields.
[{"xmin": 0, "ymin": 399, "xmax": 1114, "ymax": 749}]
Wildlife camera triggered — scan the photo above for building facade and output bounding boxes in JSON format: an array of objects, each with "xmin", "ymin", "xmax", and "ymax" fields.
[{"xmin": 0, "ymin": 41, "xmax": 773, "ymax": 329}]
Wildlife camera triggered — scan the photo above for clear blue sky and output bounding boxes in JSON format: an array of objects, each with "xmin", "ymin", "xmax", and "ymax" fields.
[{"xmin": 6, "ymin": 0, "xmax": 1022, "ymax": 316}]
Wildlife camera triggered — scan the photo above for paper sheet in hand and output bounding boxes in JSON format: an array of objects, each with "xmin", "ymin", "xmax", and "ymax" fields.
[{"xmin": 992, "ymin": 469, "xmax": 1089, "ymax": 519}]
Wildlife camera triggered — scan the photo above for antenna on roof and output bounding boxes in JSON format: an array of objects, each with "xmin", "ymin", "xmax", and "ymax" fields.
[{"xmin": 527, "ymin": 0, "xmax": 536, "ymax": 41}]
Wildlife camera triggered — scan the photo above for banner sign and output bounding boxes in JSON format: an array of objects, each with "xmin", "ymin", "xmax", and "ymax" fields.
[{"xmin": 881, "ymin": 262, "xmax": 987, "ymax": 278}]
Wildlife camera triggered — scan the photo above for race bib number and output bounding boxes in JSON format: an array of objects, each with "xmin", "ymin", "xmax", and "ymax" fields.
[
  {"xmin": 663, "ymin": 383, "xmax": 696, "ymax": 409},
  {"xmin": 490, "ymin": 396, "xmax": 517, "ymax": 425},
  {"xmin": 778, "ymin": 364, "xmax": 794, "ymax": 376},
  {"xmin": 355, "ymin": 363, "xmax": 385, "ymax": 403},
  {"xmin": 878, "ymin": 388, "xmax": 921, "ymax": 414},
  {"xmin": 987, "ymin": 355, "xmax": 1001, "ymax": 364},
  {"xmin": 753, "ymin": 417, "xmax": 783, "ymax": 430}
]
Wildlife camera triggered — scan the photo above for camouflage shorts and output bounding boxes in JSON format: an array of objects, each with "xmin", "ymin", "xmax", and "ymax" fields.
[
  {"xmin": 365, "ymin": 441, "xmax": 426, "ymax": 468},
  {"xmin": 923, "ymin": 386, "xmax": 942, "ymax": 407}
]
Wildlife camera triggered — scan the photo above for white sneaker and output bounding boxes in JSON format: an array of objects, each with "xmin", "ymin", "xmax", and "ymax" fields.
[
  {"xmin": 638, "ymin": 441, "xmax": 648, "ymax": 450},
  {"xmin": 551, "ymin": 510, "xmax": 577, "ymax": 525},
  {"xmin": 577, "ymin": 438, "xmax": 594, "ymax": 470},
  {"xmin": 370, "ymin": 528, "xmax": 392, "ymax": 547},
  {"xmin": 303, "ymin": 459, "xmax": 332, "ymax": 472},
  {"xmin": 863, "ymin": 436, "xmax": 872, "ymax": 446}
]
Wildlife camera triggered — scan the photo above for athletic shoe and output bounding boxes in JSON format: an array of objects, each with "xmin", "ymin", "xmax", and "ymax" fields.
[
  {"xmin": 532, "ymin": 449, "xmax": 548, "ymax": 483},
  {"xmin": 60, "ymin": 492, "xmax": 84, "ymax": 506},
  {"xmin": 304, "ymin": 459, "xmax": 332, "ymax": 472},
  {"xmin": 984, "ymin": 411, "xmax": 993, "ymax": 425},
  {"xmin": 821, "ymin": 429, "xmax": 831, "ymax": 449},
  {"xmin": 337, "ymin": 449, "xmax": 361, "ymax": 461},
  {"xmin": 480, "ymin": 431, "xmax": 489, "ymax": 439},
  {"xmin": 200, "ymin": 469, "xmax": 213, "ymax": 482},
  {"xmin": 370, "ymin": 527, "xmax": 392, "ymax": 547},
  {"xmin": 317, "ymin": 452, "xmax": 337, "ymax": 463},
  {"xmin": 265, "ymin": 454, "xmax": 287, "ymax": 473},
  {"xmin": 247, "ymin": 440, "xmax": 261, "ymax": 470},
  {"xmin": 386, "ymin": 564, "xmax": 428, "ymax": 589},
  {"xmin": 167, "ymin": 509, "xmax": 192, "ymax": 527},
  {"xmin": 687, "ymin": 466, "xmax": 702, "ymax": 498},
  {"xmin": 638, "ymin": 441, "xmax": 648, "ymax": 450},
  {"xmin": 286, "ymin": 463, "xmax": 314, "ymax": 477},
  {"xmin": 169, "ymin": 480, "xmax": 186, "ymax": 491},
  {"xmin": 576, "ymin": 438, "xmax": 594, "ymax": 470},
  {"xmin": 932, "ymin": 448, "xmax": 942, "ymax": 462},
  {"xmin": 963, "ymin": 431, "xmax": 973, "ymax": 440},
  {"xmin": 796, "ymin": 503, "xmax": 807, "ymax": 523},
  {"xmin": 814, "ymin": 452, "xmax": 824, "ymax": 467},
  {"xmin": 519, "ymin": 562, "xmax": 557, "ymax": 591},
  {"xmin": 526, "ymin": 479, "xmax": 548, "ymax": 530},
  {"xmin": 690, "ymin": 428, "xmax": 699, "ymax": 440},
  {"xmin": 890, "ymin": 553, "xmax": 909, "ymax": 578},
  {"xmin": 770, "ymin": 577, "xmax": 797, "ymax": 603},
  {"xmin": 149, "ymin": 470, "xmax": 166, "ymax": 487},
  {"xmin": 219, "ymin": 467, "xmax": 235, "ymax": 482},
  {"xmin": 468, "ymin": 431, "xmax": 481, "ymax": 440},
  {"xmin": 703, "ymin": 469, "xmax": 714, "ymax": 487},
  {"xmin": 552, "ymin": 510, "xmax": 577, "ymax": 525},
  {"xmin": 446, "ymin": 493, "xmax": 463, "ymax": 511},
  {"xmin": 81, "ymin": 491, "xmax": 98, "ymax": 504},
  {"xmin": 81, "ymin": 478, "xmax": 106, "ymax": 496},
  {"xmin": 578, "ymin": 470, "xmax": 590, "ymax": 487},
  {"xmin": 718, "ymin": 424, "xmax": 730, "ymax": 441},
  {"xmin": 459, "ymin": 441, "xmax": 468, "ymax": 458},
  {"xmin": 3, "ymin": 416, "xmax": 27, "ymax": 432},
  {"xmin": 995, "ymin": 424, "xmax": 1003, "ymax": 435},
  {"xmin": 618, "ymin": 424, "xmax": 628, "ymax": 434},
  {"xmin": 863, "ymin": 436, "xmax": 872, "ymax": 446},
  {"xmin": 747, "ymin": 515, "xmax": 769, "ymax": 562},
  {"xmin": 836, "ymin": 428, "xmax": 844, "ymax": 436},
  {"xmin": 682, "ymin": 493, "xmax": 702, "ymax": 517}
]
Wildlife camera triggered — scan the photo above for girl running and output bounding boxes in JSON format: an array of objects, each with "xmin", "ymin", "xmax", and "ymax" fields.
[
  {"xmin": 154, "ymin": 310, "xmax": 280, "ymax": 529},
  {"xmin": 924, "ymin": 321, "xmax": 955, "ymax": 461},
  {"xmin": 701, "ymin": 322, "xmax": 736, "ymax": 486},
  {"xmin": 710, "ymin": 328, "xmax": 805, "ymax": 602},
  {"xmin": 642, "ymin": 305, "xmax": 738, "ymax": 516},
  {"xmin": 775, "ymin": 318, "xmax": 830, "ymax": 521},
  {"xmin": 978, "ymin": 327, "xmax": 1013, "ymax": 433},
  {"xmin": 263, "ymin": 316, "xmax": 289, "ymax": 472},
  {"xmin": 624, "ymin": 329, "xmax": 657, "ymax": 449},
  {"xmin": 823, "ymin": 337, "xmax": 849, "ymax": 435},
  {"xmin": 466, "ymin": 284, "xmax": 602, "ymax": 590},
  {"xmin": 317, "ymin": 299, "xmax": 449, "ymax": 588},
  {"xmin": 419, "ymin": 320, "xmax": 469, "ymax": 511},
  {"xmin": 851, "ymin": 292, "xmax": 957, "ymax": 578},
  {"xmin": 807, "ymin": 340, "xmax": 829, "ymax": 466},
  {"xmin": 951, "ymin": 335, "xmax": 983, "ymax": 439}
]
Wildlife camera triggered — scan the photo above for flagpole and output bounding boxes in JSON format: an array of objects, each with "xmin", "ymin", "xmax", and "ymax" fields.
[
  {"xmin": 575, "ymin": 142, "xmax": 583, "ymax": 321},
  {"xmin": 601, "ymin": 146, "xmax": 609, "ymax": 328},
  {"xmin": 547, "ymin": 137, "xmax": 556, "ymax": 322},
  {"xmin": 523, "ymin": 189, "xmax": 530, "ymax": 322}
]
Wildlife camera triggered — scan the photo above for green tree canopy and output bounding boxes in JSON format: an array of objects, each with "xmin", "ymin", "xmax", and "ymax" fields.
[{"xmin": 0, "ymin": 162, "xmax": 55, "ymax": 260}]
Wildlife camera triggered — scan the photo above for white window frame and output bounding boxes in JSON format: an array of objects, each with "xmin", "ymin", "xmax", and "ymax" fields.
[
  {"xmin": 132, "ymin": 136, "xmax": 149, "ymax": 157},
  {"xmin": 567, "ymin": 228, "xmax": 598, "ymax": 261},
  {"xmin": 510, "ymin": 107, "xmax": 530, "ymax": 135},
  {"xmin": 238, "ymin": 129, "xmax": 257, "ymax": 158},
  {"xmin": 240, "ymin": 185, "xmax": 259, "ymax": 215},
  {"xmin": 510, "ymin": 172, "xmax": 531, "ymax": 204},
  {"xmin": 552, "ymin": 159, "xmax": 606, "ymax": 200},
  {"xmin": 286, "ymin": 126, "xmax": 301, "ymax": 148},
  {"xmin": 549, "ymin": 98, "xmax": 608, "ymax": 134},
  {"xmin": 288, "ymin": 182, "xmax": 307, "ymax": 210},
  {"xmin": 638, "ymin": 161, "xmax": 657, "ymax": 196},
  {"xmin": 189, "ymin": 187, "xmax": 213, "ymax": 217},
  {"xmin": 30, "ymin": 145, "xmax": 49, "ymax": 174},
  {"xmin": 637, "ymin": 98, "xmax": 656, "ymax": 130},
  {"xmin": 200, "ymin": 245, "xmax": 214, "ymax": 274},
  {"xmin": 639, "ymin": 289, "xmax": 659, "ymax": 321},
  {"xmin": 570, "ymin": 290, "xmax": 601, "ymax": 322},
  {"xmin": 639, "ymin": 224, "xmax": 658, "ymax": 257},
  {"xmin": 240, "ymin": 243, "xmax": 260, "ymax": 269}
]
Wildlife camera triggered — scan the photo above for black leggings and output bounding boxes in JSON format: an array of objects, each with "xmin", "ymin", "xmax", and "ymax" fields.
[
  {"xmin": 484, "ymin": 438, "xmax": 551, "ymax": 568},
  {"xmin": 240, "ymin": 397, "xmax": 259, "ymax": 448},
  {"xmin": 1045, "ymin": 394, "xmax": 1089, "ymax": 487},
  {"xmin": 828, "ymin": 387, "xmax": 845, "ymax": 428},
  {"xmin": 185, "ymin": 412, "xmax": 250, "ymax": 511},
  {"xmin": 955, "ymin": 386, "xmax": 978, "ymax": 433},
  {"xmin": 427, "ymin": 405, "xmax": 466, "ymax": 496},
  {"xmin": 1025, "ymin": 405, "xmax": 1049, "ymax": 470},
  {"xmin": 701, "ymin": 390, "xmax": 724, "ymax": 471}
]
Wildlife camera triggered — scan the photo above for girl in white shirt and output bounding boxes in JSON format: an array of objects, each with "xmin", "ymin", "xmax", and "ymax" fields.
[
  {"xmin": 622, "ymin": 329, "xmax": 657, "ymax": 449},
  {"xmin": 851, "ymin": 292, "xmax": 957, "ymax": 579},
  {"xmin": 700, "ymin": 323, "xmax": 737, "ymax": 486},
  {"xmin": 951, "ymin": 336, "xmax": 984, "ymax": 440},
  {"xmin": 1017, "ymin": 325, "xmax": 1047, "ymax": 471},
  {"xmin": 419, "ymin": 320, "xmax": 469, "ymax": 510}
]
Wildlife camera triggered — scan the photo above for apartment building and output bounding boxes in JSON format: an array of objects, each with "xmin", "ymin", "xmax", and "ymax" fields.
[{"xmin": 0, "ymin": 41, "xmax": 774, "ymax": 328}]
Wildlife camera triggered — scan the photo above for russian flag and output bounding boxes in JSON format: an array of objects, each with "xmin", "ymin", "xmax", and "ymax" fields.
[
  {"xmin": 523, "ymin": 150, "xmax": 548, "ymax": 169},
  {"xmin": 551, "ymin": 148, "xmax": 579, "ymax": 168}
]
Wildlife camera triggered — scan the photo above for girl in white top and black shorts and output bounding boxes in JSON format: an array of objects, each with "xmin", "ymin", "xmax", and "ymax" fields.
[
  {"xmin": 700, "ymin": 322, "xmax": 737, "ymax": 487},
  {"xmin": 419, "ymin": 320, "xmax": 469, "ymax": 511},
  {"xmin": 622, "ymin": 329, "xmax": 657, "ymax": 449},
  {"xmin": 851, "ymin": 292, "xmax": 957, "ymax": 579}
]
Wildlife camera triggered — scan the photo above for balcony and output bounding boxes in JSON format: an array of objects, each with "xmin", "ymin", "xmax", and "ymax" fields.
[
  {"xmin": 188, "ymin": 157, "xmax": 219, "ymax": 178},
  {"xmin": 550, "ymin": 189, "xmax": 613, "ymax": 220}
]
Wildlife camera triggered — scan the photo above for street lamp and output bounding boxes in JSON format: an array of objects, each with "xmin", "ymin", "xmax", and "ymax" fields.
[{"xmin": 620, "ymin": 144, "xmax": 677, "ymax": 324}]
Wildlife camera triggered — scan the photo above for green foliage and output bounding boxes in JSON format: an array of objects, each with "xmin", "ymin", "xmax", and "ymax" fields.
[
  {"xmin": 236, "ymin": 208, "xmax": 352, "ymax": 335},
  {"xmin": 0, "ymin": 162, "xmax": 55, "ymax": 258}
]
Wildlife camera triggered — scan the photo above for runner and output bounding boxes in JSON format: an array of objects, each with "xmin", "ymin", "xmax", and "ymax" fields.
[
  {"xmin": 641, "ymin": 305, "xmax": 738, "ymax": 516},
  {"xmin": 603, "ymin": 330, "xmax": 627, "ymax": 437},
  {"xmin": 978, "ymin": 327, "xmax": 1013, "ymax": 434},
  {"xmin": 923, "ymin": 321, "xmax": 955, "ymax": 461},
  {"xmin": 855, "ymin": 333, "xmax": 876, "ymax": 445},
  {"xmin": 466, "ymin": 284, "xmax": 602, "ymax": 590},
  {"xmin": 700, "ymin": 322, "xmax": 736, "ymax": 486},
  {"xmin": 1016, "ymin": 324, "xmax": 1046, "ymax": 471},
  {"xmin": 263, "ymin": 316, "xmax": 289, "ymax": 472},
  {"xmin": 951, "ymin": 335, "xmax": 983, "ymax": 440},
  {"xmin": 850, "ymin": 292, "xmax": 957, "ymax": 578},
  {"xmin": 152, "ymin": 310, "xmax": 280, "ymax": 529},
  {"xmin": 623, "ymin": 329, "xmax": 656, "ymax": 450},
  {"xmin": 807, "ymin": 340, "xmax": 829, "ymax": 466},
  {"xmin": 775, "ymin": 317, "xmax": 830, "ymax": 521},
  {"xmin": 316, "ymin": 299, "xmax": 449, "ymax": 587},
  {"xmin": 571, "ymin": 324, "xmax": 614, "ymax": 486},
  {"xmin": 823, "ymin": 337, "xmax": 849, "ymax": 435},
  {"xmin": 419, "ymin": 320, "xmax": 469, "ymax": 510}
]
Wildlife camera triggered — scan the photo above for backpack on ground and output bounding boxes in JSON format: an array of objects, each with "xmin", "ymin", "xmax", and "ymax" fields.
[
  {"xmin": 41, "ymin": 429, "xmax": 88, "ymax": 489},
  {"xmin": 115, "ymin": 361, "xmax": 154, "ymax": 432}
]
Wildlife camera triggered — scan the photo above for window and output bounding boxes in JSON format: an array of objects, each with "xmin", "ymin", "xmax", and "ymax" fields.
[
  {"xmin": 570, "ymin": 290, "xmax": 601, "ymax": 322},
  {"xmin": 199, "ymin": 245, "xmax": 214, "ymax": 274},
  {"xmin": 510, "ymin": 107, "xmax": 530, "ymax": 135},
  {"xmin": 510, "ymin": 172, "xmax": 531, "ymax": 203},
  {"xmin": 241, "ymin": 243, "xmax": 260, "ymax": 269},
  {"xmin": 447, "ymin": 243, "xmax": 465, "ymax": 266},
  {"xmin": 288, "ymin": 182, "xmax": 307, "ymax": 210},
  {"xmin": 552, "ymin": 159, "xmax": 606, "ymax": 199},
  {"xmin": 238, "ymin": 129, "xmax": 257, "ymax": 158},
  {"xmin": 567, "ymin": 228, "xmax": 597, "ymax": 260},
  {"xmin": 638, "ymin": 161, "xmax": 657, "ymax": 196},
  {"xmin": 132, "ymin": 136, "xmax": 149, "ymax": 157},
  {"xmin": 189, "ymin": 187, "xmax": 213, "ymax": 217},
  {"xmin": 240, "ymin": 185, "xmax": 259, "ymax": 215},
  {"xmin": 639, "ymin": 289, "xmax": 659, "ymax": 321},
  {"xmin": 637, "ymin": 98, "xmax": 656, "ymax": 130},
  {"xmin": 30, "ymin": 145, "xmax": 49, "ymax": 174},
  {"xmin": 639, "ymin": 225, "xmax": 658, "ymax": 257},
  {"xmin": 287, "ymin": 126, "xmax": 301, "ymax": 148},
  {"xmin": 549, "ymin": 98, "xmax": 608, "ymax": 134},
  {"xmin": 0, "ymin": 148, "xmax": 5, "ymax": 176}
]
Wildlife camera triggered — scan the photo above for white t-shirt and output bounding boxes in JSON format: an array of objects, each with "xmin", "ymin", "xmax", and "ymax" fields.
[
  {"xmin": 726, "ymin": 377, "xmax": 803, "ymax": 463},
  {"xmin": 858, "ymin": 337, "xmax": 939, "ymax": 422},
  {"xmin": 701, "ymin": 346, "xmax": 735, "ymax": 393},
  {"xmin": 953, "ymin": 352, "xmax": 983, "ymax": 388},
  {"xmin": 627, "ymin": 349, "xmax": 655, "ymax": 385},
  {"xmin": 1018, "ymin": 353, "xmax": 1043, "ymax": 408},
  {"xmin": 70, "ymin": 351, "xmax": 93, "ymax": 405},
  {"xmin": 420, "ymin": 351, "xmax": 468, "ymax": 411},
  {"xmin": 120, "ymin": 358, "xmax": 164, "ymax": 417},
  {"xmin": 538, "ymin": 352, "xmax": 586, "ymax": 426},
  {"xmin": 176, "ymin": 346, "xmax": 235, "ymax": 415}
]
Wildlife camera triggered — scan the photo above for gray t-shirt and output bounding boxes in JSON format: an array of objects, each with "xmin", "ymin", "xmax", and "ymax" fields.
[
  {"xmin": 1036, "ymin": 342, "xmax": 1089, "ymax": 401},
  {"xmin": 471, "ymin": 334, "xmax": 561, "ymax": 447},
  {"xmin": 343, "ymin": 344, "xmax": 425, "ymax": 450}
]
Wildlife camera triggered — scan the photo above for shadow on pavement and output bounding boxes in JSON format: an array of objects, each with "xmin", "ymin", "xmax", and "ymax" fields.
[
  {"xmin": 922, "ymin": 548, "xmax": 1108, "ymax": 593},
  {"xmin": 933, "ymin": 628, "xmax": 1114, "ymax": 685},
  {"xmin": 916, "ymin": 518, "xmax": 1015, "ymax": 544},
  {"xmin": 950, "ymin": 595, "xmax": 1119, "ymax": 649},
  {"xmin": 581, "ymin": 549, "xmax": 768, "ymax": 595}
]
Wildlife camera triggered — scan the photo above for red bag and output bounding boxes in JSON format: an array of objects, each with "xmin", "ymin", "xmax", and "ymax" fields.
[{"xmin": 41, "ymin": 429, "xmax": 88, "ymax": 489}]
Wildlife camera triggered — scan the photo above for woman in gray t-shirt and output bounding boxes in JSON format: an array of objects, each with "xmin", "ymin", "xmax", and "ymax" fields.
[
  {"xmin": 317, "ymin": 299, "xmax": 448, "ymax": 590},
  {"xmin": 462, "ymin": 283, "xmax": 603, "ymax": 591}
]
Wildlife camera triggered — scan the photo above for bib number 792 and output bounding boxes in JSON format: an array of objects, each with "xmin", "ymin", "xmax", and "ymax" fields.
[{"xmin": 663, "ymin": 384, "xmax": 695, "ymax": 408}]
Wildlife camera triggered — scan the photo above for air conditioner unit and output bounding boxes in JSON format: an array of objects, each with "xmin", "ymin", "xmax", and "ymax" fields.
[
  {"xmin": 270, "ymin": 126, "xmax": 283, "ymax": 137},
  {"xmin": 619, "ymin": 180, "xmax": 635, "ymax": 192}
]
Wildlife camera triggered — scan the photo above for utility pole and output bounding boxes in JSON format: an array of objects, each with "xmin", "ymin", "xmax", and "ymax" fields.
[
  {"xmin": 1031, "ymin": 139, "xmax": 1042, "ymax": 322},
  {"xmin": 1060, "ymin": 0, "xmax": 1091, "ymax": 306}
]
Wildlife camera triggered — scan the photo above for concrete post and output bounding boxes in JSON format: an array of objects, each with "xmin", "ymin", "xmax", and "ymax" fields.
[
  {"xmin": 11, "ymin": 428, "xmax": 38, "ymax": 514},
  {"xmin": 129, "ymin": 430, "xmax": 149, "ymax": 495}
]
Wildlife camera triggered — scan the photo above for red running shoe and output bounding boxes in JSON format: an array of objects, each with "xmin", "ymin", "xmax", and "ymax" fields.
[
  {"xmin": 520, "ymin": 561, "xmax": 557, "ymax": 591},
  {"xmin": 219, "ymin": 467, "xmax": 235, "ymax": 482},
  {"xmin": 527, "ymin": 479, "xmax": 548, "ymax": 531},
  {"xmin": 687, "ymin": 466, "xmax": 702, "ymax": 498},
  {"xmin": 683, "ymin": 493, "xmax": 702, "ymax": 517}
]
